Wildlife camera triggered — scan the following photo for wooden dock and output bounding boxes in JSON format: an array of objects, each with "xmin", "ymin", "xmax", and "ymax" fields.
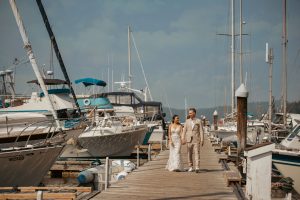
[{"xmin": 93, "ymin": 138, "xmax": 238, "ymax": 200}]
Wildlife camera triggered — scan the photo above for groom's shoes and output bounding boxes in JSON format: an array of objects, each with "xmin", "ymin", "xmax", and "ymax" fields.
[
  {"xmin": 195, "ymin": 168, "xmax": 200, "ymax": 173},
  {"xmin": 188, "ymin": 167, "xmax": 194, "ymax": 172}
]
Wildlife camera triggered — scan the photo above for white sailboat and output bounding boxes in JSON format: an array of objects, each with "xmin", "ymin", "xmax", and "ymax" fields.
[
  {"xmin": 61, "ymin": 79, "xmax": 148, "ymax": 158},
  {"xmin": 0, "ymin": 142, "xmax": 64, "ymax": 187},
  {"xmin": 0, "ymin": 0, "xmax": 82, "ymax": 187},
  {"xmin": 78, "ymin": 106, "xmax": 148, "ymax": 157}
]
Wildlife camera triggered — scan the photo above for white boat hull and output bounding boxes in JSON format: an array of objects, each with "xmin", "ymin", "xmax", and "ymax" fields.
[
  {"xmin": 209, "ymin": 129, "xmax": 236, "ymax": 140},
  {"xmin": 0, "ymin": 145, "xmax": 64, "ymax": 186},
  {"xmin": 148, "ymin": 125, "xmax": 165, "ymax": 143},
  {"xmin": 78, "ymin": 126, "xmax": 147, "ymax": 157}
]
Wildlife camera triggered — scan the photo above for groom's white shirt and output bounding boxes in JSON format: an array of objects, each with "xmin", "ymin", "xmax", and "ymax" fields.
[{"xmin": 191, "ymin": 118, "xmax": 195, "ymax": 129}]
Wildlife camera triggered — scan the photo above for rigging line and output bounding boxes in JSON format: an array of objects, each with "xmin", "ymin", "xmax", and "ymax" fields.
[
  {"xmin": 130, "ymin": 31, "xmax": 153, "ymax": 101},
  {"xmin": 163, "ymin": 90, "xmax": 173, "ymax": 118},
  {"xmin": 36, "ymin": 0, "xmax": 81, "ymax": 115},
  {"xmin": 213, "ymin": 31, "xmax": 218, "ymax": 109},
  {"xmin": 5, "ymin": 59, "xmax": 30, "ymax": 70},
  {"xmin": 248, "ymin": 31, "xmax": 253, "ymax": 102},
  {"xmin": 50, "ymin": 39, "xmax": 54, "ymax": 78}
]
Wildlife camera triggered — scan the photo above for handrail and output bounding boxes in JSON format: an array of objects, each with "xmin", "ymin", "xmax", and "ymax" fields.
[
  {"xmin": 12, "ymin": 119, "xmax": 57, "ymax": 148},
  {"xmin": 10, "ymin": 117, "xmax": 86, "ymax": 148},
  {"xmin": 43, "ymin": 120, "xmax": 56, "ymax": 145}
]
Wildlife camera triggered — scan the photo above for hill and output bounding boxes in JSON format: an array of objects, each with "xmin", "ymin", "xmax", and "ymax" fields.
[{"xmin": 163, "ymin": 100, "xmax": 300, "ymax": 122}]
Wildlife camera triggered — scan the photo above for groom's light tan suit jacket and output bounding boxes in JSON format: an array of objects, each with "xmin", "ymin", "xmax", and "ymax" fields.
[{"xmin": 183, "ymin": 118, "xmax": 204, "ymax": 143}]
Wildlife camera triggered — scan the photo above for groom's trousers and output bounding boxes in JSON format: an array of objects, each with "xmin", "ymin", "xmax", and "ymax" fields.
[{"xmin": 187, "ymin": 142, "xmax": 200, "ymax": 168}]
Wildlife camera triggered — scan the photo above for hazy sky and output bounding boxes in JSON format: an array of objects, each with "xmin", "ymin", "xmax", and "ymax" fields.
[{"xmin": 0, "ymin": 0, "xmax": 299, "ymax": 109}]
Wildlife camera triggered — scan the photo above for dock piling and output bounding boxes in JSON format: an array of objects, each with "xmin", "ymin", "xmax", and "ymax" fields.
[
  {"xmin": 137, "ymin": 145, "xmax": 140, "ymax": 168},
  {"xmin": 148, "ymin": 143, "xmax": 152, "ymax": 161},
  {"xmin": 213, "ymin": 110, "xmax": 218, "ymax": 130},
  {"xmin": 36, "ymin": 191, "xmax": 43, "ymax": 200},
  {"xmin": 104, "ymin": 157, "xmax": 110, "ymax": 190},
  {"xmin": 235, "ymin": 84, "xmax": 248, "ymax": 158}
]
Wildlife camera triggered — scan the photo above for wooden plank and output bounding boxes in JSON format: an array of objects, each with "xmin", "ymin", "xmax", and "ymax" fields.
[
  {"xmin": 50, "ymin": 164, "xmax": 87, "ymax": 171},
  {"xmin": 0, "ymin": 192, "xmax": 76, "ymax": 200},
  {"xmin": 224, "ymin": 171, "xmax": 242, "ymax": 186},
  {"xmin": 0, "ymin": 187, "xmax": 91, "ymax": 193},
  {"xmin": 134, "ymin": 144, "xmax": 162, "ymax": 150},
  {"xmin": 55, "ymin": 161, "xmax": 92, "ymax": 165},
  {"xmin": 20, "ymin": 186, "xmax": 91, "ymax": 193}
]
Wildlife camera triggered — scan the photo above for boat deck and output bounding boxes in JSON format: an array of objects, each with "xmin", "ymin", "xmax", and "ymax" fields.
[{"xmin": 93, "ymin": 137, "xmax": 237, "ymax": 199}]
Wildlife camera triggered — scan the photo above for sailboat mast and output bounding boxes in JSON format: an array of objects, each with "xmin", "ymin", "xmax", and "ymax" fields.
[
  {"xmin": 282, "ymin": 0, "xmax": 287, "ymax": 127},
  {"xmin": 231, "ymin": 0, "xmax": 236, "ymax": 113},
  {"xmin": 36, "ymin": 0, "xmax": 81, "ymax": 115},
  {"xmin": 266, "ymin": 43, "xmax": 273, "ymax": 136},
  {"xmin": 128, "ymin": 26, "xmax": 132, "ymax": 89},
  {"xmin": 239, "ymin": 0, "xmax": 243, "ymax": 84},
  {"xmin": 9, "ymin": 0, "xmax": 60, "ymax": 128},
  {"xmin": 224, "ymin": 87, "xmax": 227, "ymax": 116}
]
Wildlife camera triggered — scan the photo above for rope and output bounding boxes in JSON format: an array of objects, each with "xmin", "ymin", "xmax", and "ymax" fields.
[{"xmin": 130, "ymin": 32, "xmax": 153, "ymax": 101}]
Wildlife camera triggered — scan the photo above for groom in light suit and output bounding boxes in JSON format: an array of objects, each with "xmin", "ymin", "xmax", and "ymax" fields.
[{"xmin": 182, "ymin": 108, "xmax": 204, "ymax": 173}]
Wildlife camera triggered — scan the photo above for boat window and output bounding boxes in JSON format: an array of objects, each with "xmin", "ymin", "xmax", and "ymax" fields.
[
  {"xmin": 98, "ymin": 112, "xmax": 105, "ymax": 117},
  {"xmin": 287, "ymin": 125, "xmax": 300, "ymax": 141},
  {"xmin": 107, "ymin": 96, "xmax": 116, "ymax": 104},
  {"xmin": 119, "ymin": 95, "xmax": 131, "ymax": 104},
  {"xmin": 273, "ymin": 114, "xmax": 283, "ymax": 124}
]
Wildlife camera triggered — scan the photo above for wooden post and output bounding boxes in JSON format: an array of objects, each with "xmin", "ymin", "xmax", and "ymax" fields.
[
  {"xmin": 6, "ymin": 116, "xmax": 9, "ymax": 135},
  {"xmin": 236, "ymin": 84, "xmax": 248, "ymax": 159},
  {"xmin": 137, "ymin": 145, "xmax": 140, "ymax": 168},
  {"xmin": 160, "ymin": 139, "xmax": 163, "ymax": 151},
  {"xmin": 104, "ymin": 157, "xmax": 109, "ymax": 190},
  {"xmin": 213, "ymin": 110, "xmax": 218, "ymax": 130},
  {"xmin": 148, "ymin": 143, "xmax": 151, "ymax": 161},
  {"xmin": 36, "ymin": 191, "xmax": 43, "ymax": 200}
]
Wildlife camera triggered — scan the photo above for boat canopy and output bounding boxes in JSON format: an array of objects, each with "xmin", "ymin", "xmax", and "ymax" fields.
[
  {"xmin": 75, "ymin": 78, "xmax": 107, "ymax": 87},
  {"xmin": 27, "ymin": 79, "xmax": 68, "ymax": 85},
  {"xmin": 40, "ymin": 88, "xmax": 71, "ymax": 97}
]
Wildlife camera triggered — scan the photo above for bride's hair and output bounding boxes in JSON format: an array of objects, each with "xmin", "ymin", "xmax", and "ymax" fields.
[{"xmin": 172, "ymin": 115, "xmax": 179, "ymax": 124}]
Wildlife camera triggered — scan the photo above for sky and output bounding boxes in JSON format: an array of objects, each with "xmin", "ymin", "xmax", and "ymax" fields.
[{"xmin": 0, "ymin": 0, "xmax": 299, "ymax": 109}]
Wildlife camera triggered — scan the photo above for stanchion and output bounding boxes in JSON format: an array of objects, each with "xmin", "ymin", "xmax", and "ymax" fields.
[
  {"xmin": 137, "ymin": 145, "xmax": 140, "ymax": 168},
  {"xmin": 148, "ymin": 144, "xmax": 151, "ymax": 161},
  {"xmin": 104, "ymin": 157, "xmax": 109, "ymax": 190}
]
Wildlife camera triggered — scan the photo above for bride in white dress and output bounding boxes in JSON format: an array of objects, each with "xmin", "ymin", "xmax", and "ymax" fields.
[{"xmin": 166, "ymin": 115, "xmax": 183, "ymax": 172}]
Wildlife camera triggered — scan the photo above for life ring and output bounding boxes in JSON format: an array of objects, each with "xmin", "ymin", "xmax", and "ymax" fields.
[{"xmin": 83, "ymin": 98, "xmax": 91, "ymax": 106}]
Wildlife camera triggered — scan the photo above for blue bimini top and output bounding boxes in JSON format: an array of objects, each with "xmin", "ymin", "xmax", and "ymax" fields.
[{"xmin": 75, "ymin": 78, "xmax": 107, "ymax": 87}]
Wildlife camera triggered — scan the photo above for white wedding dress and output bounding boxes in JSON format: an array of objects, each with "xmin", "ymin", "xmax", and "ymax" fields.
[{"xmin": 166, "ymin": 126, "xmax": 183, "ymax": 171}]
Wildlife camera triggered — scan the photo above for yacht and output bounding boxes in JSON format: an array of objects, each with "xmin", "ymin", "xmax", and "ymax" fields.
[
  {"xmin": 0, "ymin": 79, "xmax": 84, "ymax": 148},
  {"xmin": 99, "ymin": 91, "xmax": 166, "ymax": 143},
  {"xmin": 61, "ymin": 79, "xmax": 148, "ymax": 157},
  {"xmin": 78, "ymin": 106, "xmax": 148, "ymax": 157}
]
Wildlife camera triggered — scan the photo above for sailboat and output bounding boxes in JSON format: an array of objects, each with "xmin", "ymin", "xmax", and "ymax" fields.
[
  {"xmin": 0, "ymin": 0, "xmax": 84, "ymax": 186},
  {"xmin": 61, "ymin": 78, "xmax": 148, "ymax": 157},
  {"xmin": 77, "ymin": 106, "xmax": 148, "ymax": 157},
  {"xmin": 110, "ymin": 26, "xmax": 166, "ymax": 144}
]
